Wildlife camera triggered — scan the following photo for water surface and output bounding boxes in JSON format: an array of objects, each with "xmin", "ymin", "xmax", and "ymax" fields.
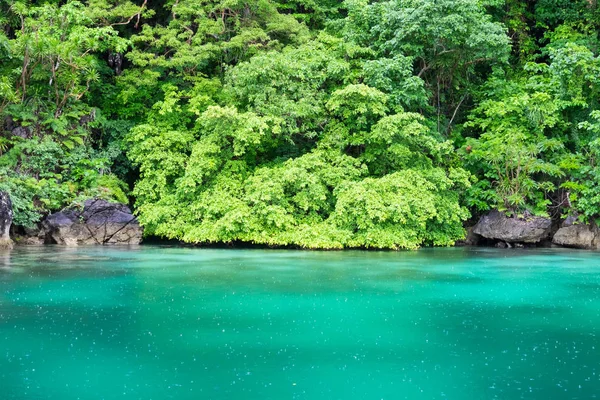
[{"xmin": 1, "ymin": 246, "xmax": 599, "ymax": 399}]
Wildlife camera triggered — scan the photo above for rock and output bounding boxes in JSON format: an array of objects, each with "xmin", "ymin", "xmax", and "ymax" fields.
[
  {"xmin": 464, "ymin": 226, "xmax": 481, "ymax": 246},
  {"xmin": 43, "ymin": 199, "xmax": 142, "ymax": 245},
  {"xmin": 473, "ymin": 210, "xmax": 552, "ymax": 244},
  {"xmin": 561, "ymin": 215, "xmax": 578, "ymax": 228},
  {"xmin": 455, "ymin": 226, "xmax": 481, "ymax": 246},
  {"xmin": 108, "ymin": 52, "xmax": 124, "ymax": 75},
  {"xmin": 552, "ymin": 224, "xmax": 599, "ymax": 250},
  {"xmin": 0, "ymin": 191, "xmax": 13, "ymax": 249},
  {"xmin": 11, "ymin": 126, "xmax": 30, "ymax": 139},
  {"xmin": 13, "ymin": 224, "xmax": 47, "ymax": 245}
]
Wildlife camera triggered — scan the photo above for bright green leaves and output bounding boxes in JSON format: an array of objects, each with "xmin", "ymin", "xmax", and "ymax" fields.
[
  {"xmin": 133, "ymin": 140, "xmax": 469, "ymax": 249},
  {"xmin": 227, "ymin": 38, "xmax": 350, "ymax": 140},
  {"xmin": 464, "ymin": 27, "xmax": 600, "ymax": 217},
  {"xmin": 464, "ymin": 78, "xmax": 565, "ymax": 215},
  {"xmin": 465, "ymin": 129, "xmax": 564, "ymax": 215},
  {"xmin": 363, "ymin": 112, "xmax": 452, "ymax": 175},
  {"xmin": 125, "ymin": 15, "xmax": 474, "ymax": 249},
  {"xmin": 321, "ymin": 83, "xmax": 383, "ymax": 155},
  {"xmin": 127, "ymin": 103, "xmax": 282, "ymax": 234},
  {"xmin": 343, "ymin": 0, "xmax": 510, "ymax": 131},
  {"xmin": 127, "ymin": 0, "xmax": 308, "ymax": 74},
  {"xmin": 129, "ymin": 75, "xmax": 471, "ymax": 248},
  {"xmin": 127, "ymin": 124, "xmax": 194, "ymax": 205},
  {"xmin": 239, "ymin": 150, "xmax": 361, "ymax": 233},
  {"xmin": 133, "ymin": 147, "xmax": 365, "ymax": 246},
  {"xmin": 327, "ymin": 84, "xmax": 388, "ymax": 137},
  {"xmin": 332, "ymin": 169, "xmax": 469, "ymax": 249},
  {"xmin": 200, "ymin": 106, "xmax": 274, "ymax": 158},
  {"xmin": 177, "ymin": 106, "xmax": 280, "ymax": 193},
  {"xmin": 363, "ymin": 56, "xmax": 428, "ymax": 111}
]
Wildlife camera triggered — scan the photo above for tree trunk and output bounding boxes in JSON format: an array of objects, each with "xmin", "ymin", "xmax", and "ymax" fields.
[{"xmin": 0, "ymin": 191, "xmax": 14, "ymax": 249}]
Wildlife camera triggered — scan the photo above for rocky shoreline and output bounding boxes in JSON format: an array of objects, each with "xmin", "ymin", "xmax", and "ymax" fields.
[
  {"xmin": 1, "ymin": 190, "xmax": 598, "ymax": 250},
  {"xmin": 2, "ymin": 193, "xmax": 142, "ymax": 247},
  {"xmin": 464, "ymin": 210, "xmax": 600, "ymax": 250}
]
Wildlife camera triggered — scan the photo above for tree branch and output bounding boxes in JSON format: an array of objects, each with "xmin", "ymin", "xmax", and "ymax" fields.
[{"xmin": 446, "ymin": 94, "xmax": 467, "ymax": 135}]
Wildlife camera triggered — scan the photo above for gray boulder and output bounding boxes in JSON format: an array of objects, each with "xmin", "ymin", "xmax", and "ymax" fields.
[
  {"xmin": 456, "ymin": 226, "xmax": 481, "ymax": 246},
  {"xmin": 43, "ymin": 199, "xmax": 142, "ymax": 245},
  {"xmin": 473, "ymin": 210, "xmax": 552, "ymax": 244},
  {"xmin": 552, "ymin": 224, "xmax": 599, "ymax": 249},
  {"xmin": 0, "ymin": 191, "xmax": 13, "ymax": 248}
]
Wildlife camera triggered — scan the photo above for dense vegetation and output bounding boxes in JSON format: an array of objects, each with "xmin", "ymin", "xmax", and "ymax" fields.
[{"xmin": 1, "ymin": 0, "xmax": 600, "ymax": 249}]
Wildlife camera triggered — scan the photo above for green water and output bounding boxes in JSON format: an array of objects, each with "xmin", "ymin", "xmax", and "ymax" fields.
[{"xmin": 1, "ymin": 247, "xmax": 599, "ymax": 399}]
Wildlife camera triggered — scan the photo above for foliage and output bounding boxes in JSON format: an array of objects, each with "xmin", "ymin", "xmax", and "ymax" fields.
[
  {"xmin": 0, "ymin": 0, "xmax": 142, "ymax": 225},
  {"xmin": 564, "ymin": 113, "xmax": 600, "ymax": 222},
  {"xmin": 3, "ymin": 0, "xmax": 600, "ymax": 247},
  {"xmin": 464, "ymin": 24, "xmax": 600, "ymax": 217},
  {"xmin": 124, "ymin": 19, "xmax": 472, "ymax": 248},
  {"xmin": 342, "ymin": 0, "xmax": 511, "ymax": 132},
  {"xmin": 0, "ymin": 136, "xmax": 129, "ymax": 227}
]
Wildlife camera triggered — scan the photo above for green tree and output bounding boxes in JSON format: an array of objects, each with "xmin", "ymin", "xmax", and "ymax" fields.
[
  {"xmin": 342, "ymin": 0, "xmax": 510, "ymax": 133},
  {"xmin": 0, "ymin": 0, "xmax": 140, "ymax": 225}
]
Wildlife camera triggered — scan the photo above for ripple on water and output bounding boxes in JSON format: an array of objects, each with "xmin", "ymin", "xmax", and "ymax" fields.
[{"xmin": 0, "ymin": 246, "xmax": 599, "ymax": 400}]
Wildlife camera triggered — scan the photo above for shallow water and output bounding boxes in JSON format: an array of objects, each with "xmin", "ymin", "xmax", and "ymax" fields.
[{"xmin": 0, "ymin": 246, "xmax": 599, "ymax": 399}]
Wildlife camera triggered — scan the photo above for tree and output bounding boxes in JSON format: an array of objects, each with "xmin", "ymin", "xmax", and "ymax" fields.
[
  {"xmin": 343, "ymin": 0, "xmax": 511, "ymax": 133},
  {"xmin": 0, "ymin": 0, "xmax": 140, "ymax": 225}
]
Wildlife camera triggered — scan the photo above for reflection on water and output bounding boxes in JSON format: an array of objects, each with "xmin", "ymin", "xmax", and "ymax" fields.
[{"xmin": 1, "ymin": 246, "xmax": 599, "ymax": 399}]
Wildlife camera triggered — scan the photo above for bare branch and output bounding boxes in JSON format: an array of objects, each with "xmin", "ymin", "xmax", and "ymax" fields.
[{"xmin": 446, "ymin": 94, "xmax": 467, "ymax": 135}]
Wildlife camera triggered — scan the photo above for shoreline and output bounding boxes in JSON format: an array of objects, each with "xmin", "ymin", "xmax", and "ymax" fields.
[{"xmin": 6, "ymin": 238, "xmax": 596, "ymax": 252}]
